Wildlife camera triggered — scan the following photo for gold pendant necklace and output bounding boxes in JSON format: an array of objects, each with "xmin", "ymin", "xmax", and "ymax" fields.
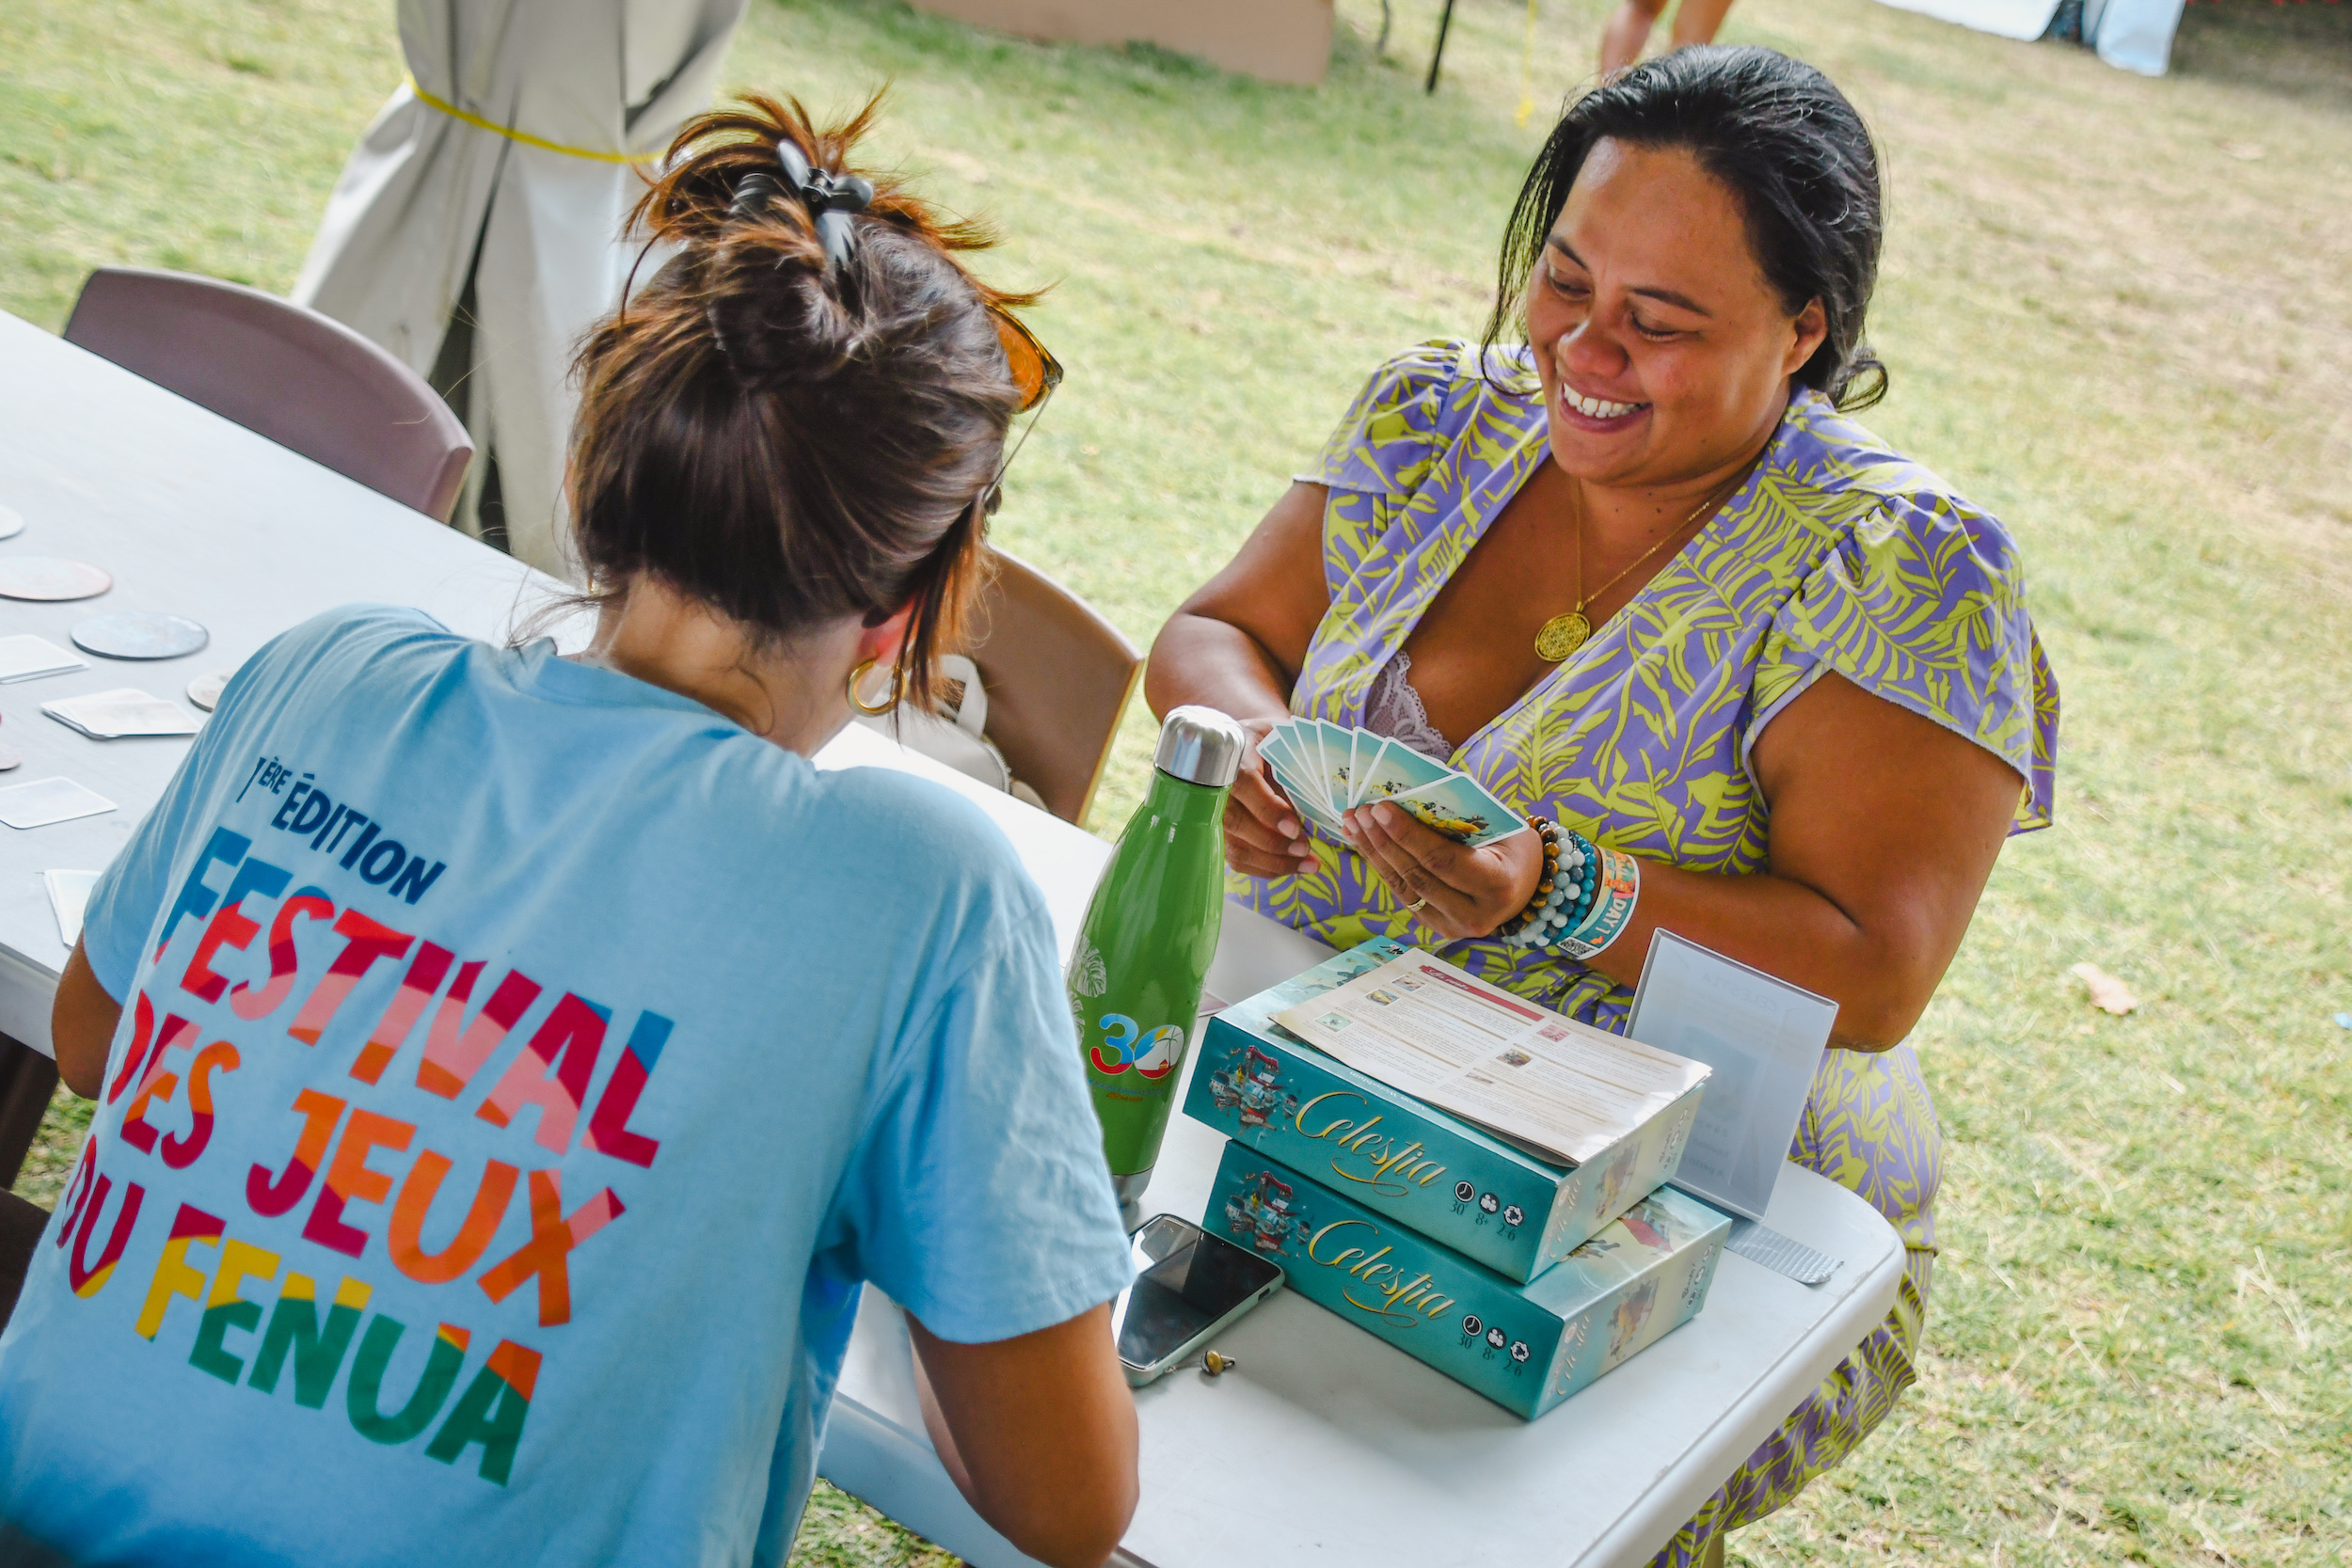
[
  {"xmin": 1534, "ymin": 607, "xmax": 1591, "ymax": 662},
  {"xmin": 1534, "ymin": 471, "xmax": 1742, "ymax": 663}
]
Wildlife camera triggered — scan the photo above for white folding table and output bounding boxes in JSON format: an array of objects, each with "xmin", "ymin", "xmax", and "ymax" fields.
[
  {"xmin": 0, "ymin": 309, "xmax": 1904, "ymax": 1567},
  {"xmin": 0, "ymin": 309, "xmax": 564, "ymax": 1182}
]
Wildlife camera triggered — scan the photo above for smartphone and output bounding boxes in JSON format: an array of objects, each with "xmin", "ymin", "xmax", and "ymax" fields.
[{"xmin": 1112, "ymin": 1214, "xmax": 1285, "ymax": 1386}]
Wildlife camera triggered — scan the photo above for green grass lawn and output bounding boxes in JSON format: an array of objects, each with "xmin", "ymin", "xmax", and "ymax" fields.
[{"xmin": 5, "ymin": 0, "xmax": 2349, "ymax": 1563}]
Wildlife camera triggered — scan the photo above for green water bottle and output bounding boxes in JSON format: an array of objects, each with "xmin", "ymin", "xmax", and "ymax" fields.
[{"xmin": 1068, "ymin": 705, "xmax": 1244, "ymax": 1229}]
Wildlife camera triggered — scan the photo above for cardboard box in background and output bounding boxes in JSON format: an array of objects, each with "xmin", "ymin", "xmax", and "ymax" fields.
[
  {"xmin": 1184, "ymin": 939, "xmax": 1705, "ymax": 1283},
  {"xmin": 1205, "ymin": 1143, "xmax": 1731, "ymax": 1419},
  {"xmin": 906, "ymin": 0, "xmax": 1335, "ymax": 86}
]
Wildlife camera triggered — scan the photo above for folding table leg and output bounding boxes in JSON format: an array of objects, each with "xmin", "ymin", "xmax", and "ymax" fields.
[{"xmin": 0, "ymin": 1035, "xmax": 59, "ymax": 1196}]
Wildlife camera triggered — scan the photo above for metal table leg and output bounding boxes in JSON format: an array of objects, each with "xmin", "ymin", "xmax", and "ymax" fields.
[
  {"xmin": 1427, "ymin": 0, "xmax": 1458, "ymax": 91},
  {"xmin": 0, "ymin": 1035, "xmax": 59, "ymax": 1195}
]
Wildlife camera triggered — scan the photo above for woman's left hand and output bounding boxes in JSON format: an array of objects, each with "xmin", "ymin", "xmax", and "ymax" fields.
[{"xmin": 1343, "ymin": 801, "xmax": 1544, "ymax": 941}]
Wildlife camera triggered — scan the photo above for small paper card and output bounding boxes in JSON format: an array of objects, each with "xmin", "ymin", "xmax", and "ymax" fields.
[
  {"xmin": 43, "ymin": 869, "xmax": 100, "ymax": 944},
  {"xmin": 1355, "ymin": 734, "xmax": 1451, "ymax": 800},
  {"xmin": 0, "ymin": 777, "xmax": 117, "ymax": 830},
  {"xmin": 1314, "ymin": 720, "xmax": 1357, "ymax": 809},
  {"xmin": 0, "ymin": 634, "xmax": 87, "ymax": 684},
  {"xmin": 1258, "ymin": 729, "xmax": 1341, "ymax": 837},
  {"xmin": 42, "ymin": 689, "xmax": 203, "ymax": 739},
  {"xmin": 1257, "ymin": 717, "xmax": 1528, "ymax": 848},
  {"xmin": 1361, "ymin": 764, "xmax": 1522, "ymax": 849},
  {"xmin": 1724, "ymin": 1217, "xmax": 1839, "ymax": 1286}
]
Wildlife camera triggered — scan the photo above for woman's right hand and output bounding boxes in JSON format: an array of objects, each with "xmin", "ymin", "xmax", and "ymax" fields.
[{"xmin": 1224, "ymin": 717, "xmax": 1322, "ymax": 879}]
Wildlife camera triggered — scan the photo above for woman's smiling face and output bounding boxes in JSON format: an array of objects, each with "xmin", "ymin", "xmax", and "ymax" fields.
[{"xmin": 1526, "ymin": 137, "xmax": 1827, "ymax": 492}]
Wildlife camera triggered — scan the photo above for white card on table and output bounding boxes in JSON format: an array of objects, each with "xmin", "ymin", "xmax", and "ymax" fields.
[
  {"xmin": 43, "ymin": 869, "xmax": 100, "ymax": 944},
  {"xmin": 42, "ymin": 689, "xmax": 203, "ymax": 739},
  {"xmin": 0, "ymin": 634, "xmax": 87, "ymax": 684},
  {"xmin": 1627, "ymin": 929, "xmax": 1839, "ymax": 1223},
  {"xmin": 0, "ymin": 777, "xmax": 117, "ymax": 830}
]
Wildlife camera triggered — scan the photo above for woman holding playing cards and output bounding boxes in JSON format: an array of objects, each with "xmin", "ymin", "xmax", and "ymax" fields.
[{"xmin": 1146, "ymin": 46, "xmax": 2057, "ymax": 1568}]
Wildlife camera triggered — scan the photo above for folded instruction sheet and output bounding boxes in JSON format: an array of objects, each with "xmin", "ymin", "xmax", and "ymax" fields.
[{"xmin": 1273, "ymin": 948, "xmax": 1709, "ymax": 1166}]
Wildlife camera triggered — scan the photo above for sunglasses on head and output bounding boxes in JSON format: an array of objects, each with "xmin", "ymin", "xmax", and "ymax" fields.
[{"xmin": 983, "ymin": 307, "xmax": 1062, "ymax": 515}]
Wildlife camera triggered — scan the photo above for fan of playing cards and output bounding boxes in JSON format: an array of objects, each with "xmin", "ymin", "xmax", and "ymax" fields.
[{"xmin": 1256, "ymin": 718, "xmax": 1528, "ymax": 849}]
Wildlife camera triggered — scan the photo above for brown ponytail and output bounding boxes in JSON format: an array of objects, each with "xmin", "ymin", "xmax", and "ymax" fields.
[{"xmin": 567, "ymin": 92, "xmax": 1032, "ymax": 712}]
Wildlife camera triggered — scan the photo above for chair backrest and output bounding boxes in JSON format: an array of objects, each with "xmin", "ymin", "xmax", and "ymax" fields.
[
  {"xmin": 965, "ymin": 548, "xmax": 1143, "ymax": 827},
  {"xmin": 62, "ymin": 267, "xmax": 472, "ymax": 523}
]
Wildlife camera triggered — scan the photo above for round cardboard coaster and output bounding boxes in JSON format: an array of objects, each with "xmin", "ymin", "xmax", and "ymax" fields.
[
  {"xmin": 0, "ymin": 557, "xmax": 110, "ymax": 602},
  {"xmin": 72, "ymin": 610, "xmax": 209, "ymax": 660},
  {"xmin": 185, "ymin": 669, "xmax": 233, "ymax": 712},
  {"xmin": 0, "ymin": 505, "xmax": 24, "ymax": 541}
]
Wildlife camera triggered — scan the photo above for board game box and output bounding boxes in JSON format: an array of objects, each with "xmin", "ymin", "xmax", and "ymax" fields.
[
  {"xmin": 1183, "ymin": 940, "xmax": 1706, "ymax": 1282},
  {"xmin": 1204, "ymin": 1142, "xmax": 1729, "ymax": 1419}
]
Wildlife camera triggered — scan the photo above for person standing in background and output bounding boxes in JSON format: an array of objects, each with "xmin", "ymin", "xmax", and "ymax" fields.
[
  {"xmin": 294, "ymin": 0, "xmax": 750, "ymax": 577},
  {"xmin": 1598, "ymin": 0, "xmax": 1739, "ymax": 75}
]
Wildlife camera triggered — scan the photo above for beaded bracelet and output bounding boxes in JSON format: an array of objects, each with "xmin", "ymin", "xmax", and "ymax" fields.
[
  {"xmin": 1498, "ymin": 816, "xmax": 1642, "ymax": 960},
  {"xmin": 1497, "ymin": 818, "xmax": 1592, "ymax": 946}
]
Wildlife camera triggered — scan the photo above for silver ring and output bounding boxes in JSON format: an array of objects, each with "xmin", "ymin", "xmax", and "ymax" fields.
[{"xmin": 1404, "ymin": 896, "xmax": 1429, "ymax": 913}]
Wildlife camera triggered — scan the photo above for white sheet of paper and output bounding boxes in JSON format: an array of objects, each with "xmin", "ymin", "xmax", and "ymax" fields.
[
  {"xmin": 1273, "ymin": 948, "xmax": 1710, "ymax": 1166},
  {"xmin": 0, "ymin": 777, "xmax": 117, "ymax": 830},
  {"xmin": 0, "ymin": 634, "xmax": 87, "ymax": 683},
  {"xmin": 1627, "ymin": 930, "xmax": 1839, "ymax": 1222},
  {"xmin": 42, "ymin": 688, "xmax": 202, "ymax": 738},
  {"xmin": 43, "ymin": 869, "xmax": 100, "ymax": 944}
]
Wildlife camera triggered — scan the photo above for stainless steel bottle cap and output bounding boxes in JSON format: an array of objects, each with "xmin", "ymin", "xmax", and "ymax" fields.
[{"xmin": 1154, "ymin": 706, "xmax": 1246, "ymax": 789}]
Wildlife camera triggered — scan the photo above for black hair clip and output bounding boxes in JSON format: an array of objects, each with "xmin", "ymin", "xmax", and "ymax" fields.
[
  {"xmin": 727, "ymin": 170, "xmax": 785, "ymax": 222},
  {"xmin": 773, "ymin": 142, "xmax": 875, "ymax": 271}
]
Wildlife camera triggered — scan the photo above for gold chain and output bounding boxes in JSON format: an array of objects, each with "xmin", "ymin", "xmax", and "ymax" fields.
[{"xmin": 1534, "ymin": 468, "xmax": 1751, "ymax": 663}]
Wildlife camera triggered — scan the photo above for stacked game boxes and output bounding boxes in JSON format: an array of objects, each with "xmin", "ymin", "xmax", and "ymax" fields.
[{"xmin": 1183, "ymin": 940, "xmax": 1732, "ymax": 1419}]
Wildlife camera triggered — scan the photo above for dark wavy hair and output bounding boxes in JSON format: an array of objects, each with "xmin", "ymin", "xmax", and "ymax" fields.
[
  {"xmin": 1481, "ymin": 45, "xmax": 1889, "ymax": 412},
  {"xmin": 566, "ymin": 93, "xmax": 1030, "ymax": 712}
]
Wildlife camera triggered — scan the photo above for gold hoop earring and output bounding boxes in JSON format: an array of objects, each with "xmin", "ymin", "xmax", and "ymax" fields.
[{"xmin": 847, "ymin": 657, "xmax": 900, "ymax": 716}]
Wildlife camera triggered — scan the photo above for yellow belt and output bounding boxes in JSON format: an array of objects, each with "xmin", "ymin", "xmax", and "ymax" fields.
[{"xmin": 403, "ymin": 71, "xmax": 659, "ymax": 165}]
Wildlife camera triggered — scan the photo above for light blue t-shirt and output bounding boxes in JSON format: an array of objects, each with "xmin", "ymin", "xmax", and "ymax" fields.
[{"xmin": 0, "ymin": 607, "xmax": 1133, "ymax": 1565}]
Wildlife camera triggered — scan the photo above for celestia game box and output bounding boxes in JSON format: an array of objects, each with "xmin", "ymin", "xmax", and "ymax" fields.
[
  {"xmin": 1204, "ymin": 1142, "xmax": 1731, "ymax": 1419},
  {"xmin": 1182, "ymin": 940, "xmax": 1706, "ymax": 1283}
]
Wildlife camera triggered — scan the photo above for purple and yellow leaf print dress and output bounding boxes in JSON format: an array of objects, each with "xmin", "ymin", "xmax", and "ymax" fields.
[{"xmin": 1237, "ymin": 341, "xmax": 2058, "ymax": 1560}]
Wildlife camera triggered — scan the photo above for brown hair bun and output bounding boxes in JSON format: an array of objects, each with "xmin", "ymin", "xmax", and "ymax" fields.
[{"xmin": 567, "ymin": 92, "xmax": 1035, "ymax": 712}]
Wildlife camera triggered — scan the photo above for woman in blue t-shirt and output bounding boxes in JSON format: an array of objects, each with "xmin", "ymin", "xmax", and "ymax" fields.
[{"xmin": 3, "ymin": 96, "xmax": 1138, "ymax": 1567}]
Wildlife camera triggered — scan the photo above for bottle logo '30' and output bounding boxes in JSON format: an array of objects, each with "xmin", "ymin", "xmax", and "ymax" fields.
[{"xmin": 1090, "ymin": 1014, "xmax": 1184, "ymax": 1079}]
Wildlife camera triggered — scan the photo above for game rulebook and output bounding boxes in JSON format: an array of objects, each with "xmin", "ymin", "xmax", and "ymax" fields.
[
  {"xmin": 1183, "ymin": 941, "xmax": 1708, "ymax": 1283},
  {"xmin": 1271, "ymin": 947, "xmax": 1711, "ymax": 1170}
]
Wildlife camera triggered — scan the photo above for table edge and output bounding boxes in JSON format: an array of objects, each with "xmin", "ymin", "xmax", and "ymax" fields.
[{"xmin": 1580, "ymin": 1212, "xmax": 1907, "ymax": 1567}]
